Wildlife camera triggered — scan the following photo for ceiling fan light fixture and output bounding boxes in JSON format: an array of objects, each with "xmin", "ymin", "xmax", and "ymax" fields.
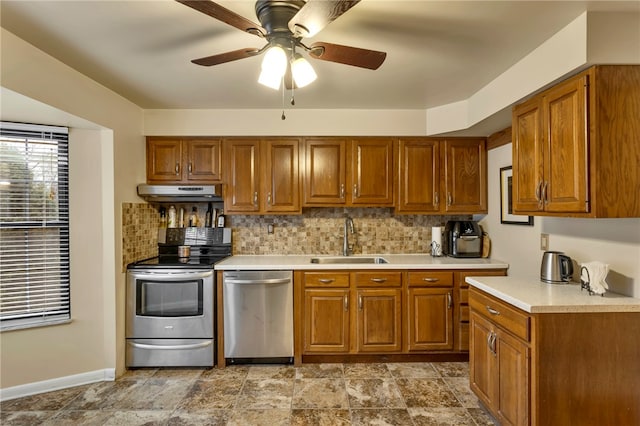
[
  {"xmin": 258, "ymin": 45, "xmax": 287, "ymax": 89},
  {"xmin": 291, "ymin": 53, "xmax": 317, "ymax": 88}
]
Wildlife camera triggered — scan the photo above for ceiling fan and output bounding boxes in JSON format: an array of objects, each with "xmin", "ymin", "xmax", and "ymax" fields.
[{"xmin": 176, "ymin": 0, "xmax": 387, "ymax": 90}]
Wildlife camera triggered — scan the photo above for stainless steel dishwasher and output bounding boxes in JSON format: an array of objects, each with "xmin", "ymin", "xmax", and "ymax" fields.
[{"xmin": 222, "ymin": 270, "xmax": 293, "ymax": 363}]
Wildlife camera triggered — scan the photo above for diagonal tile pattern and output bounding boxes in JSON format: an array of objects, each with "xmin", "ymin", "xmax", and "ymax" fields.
[{"xmin": 0, "ymin": 362, "xmax": 497, "ymax": 425}]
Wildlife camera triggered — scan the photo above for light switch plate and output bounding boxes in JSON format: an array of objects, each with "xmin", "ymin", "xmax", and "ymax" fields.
[{"xmin": 540, "ymin": 233, "xmax": 549, "ymax": 251}]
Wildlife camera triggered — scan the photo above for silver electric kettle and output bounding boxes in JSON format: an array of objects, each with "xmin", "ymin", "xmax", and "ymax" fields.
[{"xmin": 541, "ymin": 251, "xmax": 573, "ymax": 283}]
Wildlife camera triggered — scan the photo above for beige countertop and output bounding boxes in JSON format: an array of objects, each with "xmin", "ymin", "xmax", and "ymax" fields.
[
  {"xmin": 214, "ymin": 254, "xmax": 509, "ymax": 271},
  {"xmin": 466, "ymin": 275, "xmax": 640, "ymax": 313}
]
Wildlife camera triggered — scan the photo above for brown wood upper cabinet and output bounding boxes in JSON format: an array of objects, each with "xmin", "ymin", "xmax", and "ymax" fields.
[
  {"xmin": 397, "ymin": 138, "xmax": 487, "ymax": 214},
  {"xmin": 146, "ymin": 137, "xmax": 222, "ymax": 183},
  {"xmin": 223, "ymin": 138, "xmax": 300, "ymax": 214},
  {"xmin": 303, "ymin": 138, "xmax": 394, "ymax": 206},
  {"xmin": 512, "ymin": 65, "xmax": 640, "ymax": 217}
]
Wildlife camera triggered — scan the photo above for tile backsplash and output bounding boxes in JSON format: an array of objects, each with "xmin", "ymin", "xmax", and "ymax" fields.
[{"xmin": 122, "ymin": 203, "xmax": 470, "ymax": 268}]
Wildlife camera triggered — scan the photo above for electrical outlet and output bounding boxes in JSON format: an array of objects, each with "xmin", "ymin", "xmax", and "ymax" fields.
[{"xmin": 540, "ymin": 233, "xmax": 549, "ymax": 251}]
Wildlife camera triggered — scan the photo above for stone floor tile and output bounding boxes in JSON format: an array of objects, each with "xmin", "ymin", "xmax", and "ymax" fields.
[
  {"xmin": 433, "ymin": 362, "xmax": 469, "ymax": 378},
  {"xmin": 343, "ymin": 363, "xmax": 390, "ymax": 379},
  {"xmin": 101, "ymin": 410, "xmax": 171, "ymax": 425},
  {"xmin": 167, "ymin": 409, "xmax": 230, "ymax": 425},
  {"xmin": 200, "ymin": 365, "xmax": 250, "ymax": 380},
  {"xmin": 467, "ymin": 407, "xmax": 498, "ymax": 425},
  {"xmin": 345, "ymin": 378, "xmax": 405, "ymax": 409},
  {"xmin": 290, "ymin": 408, "xmax": 352, "ymax": 426},
  {"xmin": 295, "ymin": 363, "xmax": 344, "ymax": 379},
  {"xmin": 0, "ymin": 411, "xmax": 55, "ymax": 426},
  {"xmin": 178, "ymin": 378, "xmax": 243, "ymax": 411},
  {"xmin": 151, "ymin": 368, "xmax": 205, "ymax": 380},
  {"xmin": 395, "ymin": 378, "xmax": 462, "ymax": 408},
  {"xmin": 237, "ymin": 379, "xmax": 294, "ymax": 409},
  {"xmin": 1, "ymin": 384, "xmax": 92, "ymax": 411},
  {"xmin": 292, "ymin": 378, "xmax": 349, "ymax": 409},
  {"xmin": 41, "ymin": 409, "xmax": 114, "ymax": 426},
  {"xmin": 227, "ymin": 409, "xmax": 290, "ymax": 426},
  {"xmin": 409, "ymin": 407, "xmax": 476, "ymax": 425},
  {"xmin": 443, "ymin": 377, "xmax": 481, "ymax": 408},
  {"xmin": 118, "ymin": 378, "xmax": 194, "ymax": 410},
  {"xmin": 64, "ymin": 380, "xmax": 144, "ymax": 410},
  {"xmin": 387, "ymin": 362, "xmax": 440, "ymax": 378},
  {"xmin": 246, "ymin": 364, "xmax": 296, "ymax": 379},
  {"xmin": 350, "ymin": 408, "xmax": 413, "ymax": 426}
]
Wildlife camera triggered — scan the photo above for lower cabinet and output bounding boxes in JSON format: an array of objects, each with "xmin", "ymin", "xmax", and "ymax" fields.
[
  {"xmin": 357, "ymin": 288, "xmax": 402, "ymax": 352},
  {"xmin": 303, "ymin": 289, "xmax": 350, "ymax": 353}
]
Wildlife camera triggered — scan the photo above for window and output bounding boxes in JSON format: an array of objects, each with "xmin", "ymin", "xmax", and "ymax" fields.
[{"xmin": 0, "ymin": 122, "xmax": 70, "ymax": 331}]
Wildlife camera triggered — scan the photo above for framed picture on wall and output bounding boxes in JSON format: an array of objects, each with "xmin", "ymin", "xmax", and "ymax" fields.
[{"xmin": 500, "ymin": 166, "xmax": 534, "ymax": 225}]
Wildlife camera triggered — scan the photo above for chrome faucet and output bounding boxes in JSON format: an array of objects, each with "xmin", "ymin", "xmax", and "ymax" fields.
[{"xmin": 343, "ymin": 217, "xmax": 355, "ymax": 256}]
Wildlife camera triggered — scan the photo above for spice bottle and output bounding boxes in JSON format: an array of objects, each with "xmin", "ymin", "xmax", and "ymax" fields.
[{"xmin": 167, "ymin": 205, "xmax": 177, "ymax": 228}]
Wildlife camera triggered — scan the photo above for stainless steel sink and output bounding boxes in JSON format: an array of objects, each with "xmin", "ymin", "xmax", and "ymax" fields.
[{"xmin": 310, "ymin": 256, "xmax": 388, "ymax": 264}]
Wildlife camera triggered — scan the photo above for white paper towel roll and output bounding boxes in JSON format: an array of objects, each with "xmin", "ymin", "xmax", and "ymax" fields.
[{"xmin": 431, "ymin": 226, "xmax": 442, "ymax": 256}]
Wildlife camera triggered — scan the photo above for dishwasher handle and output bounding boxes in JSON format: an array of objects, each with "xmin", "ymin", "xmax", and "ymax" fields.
[{"xmin": 224, "ymin": 278, "xmax": 291, "ymax": 285}]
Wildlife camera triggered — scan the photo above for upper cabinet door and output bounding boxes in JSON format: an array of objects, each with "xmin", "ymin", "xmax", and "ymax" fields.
[
  {"xmin": 184, "ymin": 139, "xmax": 222, "ymax": 182},
  {"xmin": 397, "ymin": 139, "xmax": 440, "ymax": 213},
  {"xmin": 263, "ymin": 139, "xmax": 301, "ymax": 213},
  {"xmin": 303, "ymin": 138, "xmax": 347, "ymax": 205},
  {"xmin": 543, "ymin": 75, "xmax": 589, "ymax": 213},
  {"xmin": 146, "ymin": 138, "xmax": 183, "ymax": 182},
  {"xmin": 350, "ymin": 138, "xmax": 394, "ymax": 205},
  {"xmin": 224, "ymin": 139, "xmax": 260, "ymax": 213},
  {"xmin": 512, "ymin": 97, "xmax": 545, "ymax": 212},
  {"xmin": 443, "ymin": 139, "xmax": 487, "ymax": 214}
]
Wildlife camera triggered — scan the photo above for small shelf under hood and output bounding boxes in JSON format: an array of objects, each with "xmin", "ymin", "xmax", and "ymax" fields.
[{"xmin": 137, "ymin": 184, "xmax": 223, "ymax": 203}]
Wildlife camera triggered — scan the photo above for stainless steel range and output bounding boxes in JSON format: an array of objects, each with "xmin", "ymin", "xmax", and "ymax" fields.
[{"xmin": 126, "ymin": 227, "xmax": 231, "ymax": 368}]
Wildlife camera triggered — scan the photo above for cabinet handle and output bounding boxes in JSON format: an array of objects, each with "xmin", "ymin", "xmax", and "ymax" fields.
[
  {"xmin": 370, "ymin": 278, "xmax": 387, "ymax": 283},
  {"xmin": 188, "ymin": 162, "xmax": 192, "ymax": 174},
  {"xmin": 344, "ymin": 295, "xmax": 349, "ymax": 311},
  {"xmin": 253, "ymin": 192, "xmax": 258, "ymax": 206},
  {"xmin": 423, "ymin": 277, "xmax": 439, "ymax": 282},
  {"xmin": 358, "ymin": 295, "xmax": 363, "ymax": 310},
  {"xmin": 535, "ymin": 181, "xmax": 543, "ymax": 203},
  {"xmin": 447, "ymin": 192, "xmax": 452, "ymax": 207},
  {"xmin": 318, "ymin": 278, "xmax": 335, "ymax": 284},
  {"xmin": 175, "ymin": 163, "xmax": 180, "ymax": 176},
  {"xmin": 267, "ymin": 192, "xmax": 272, "ymax": 205},
  {"xmin": 447, "ymin": 292, "xmax": 452, "ymax": 309},
  {"xmin": 434, "ymin": 192, "xmax": 439, "ymax": 207},
  {"xmin": 485, "ymin": 305, "xmax": 501, "ymax": 316},
  {"xmin": 340, "ymin": 184, "xmax": 345, "ymax": 199},
  {"xmin": 542, "ymin": 181, "xmax": 549, "ymax": 205},
  {"xmin": 353, "ymin": 184, "xmax": 359, "ymax": 198},
  {"xmin": 491, "ymin": 332, "xmax": 497, "ymax": 356}
]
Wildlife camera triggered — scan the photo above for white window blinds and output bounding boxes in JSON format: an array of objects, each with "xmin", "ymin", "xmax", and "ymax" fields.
[{"xmin": 0, "ymin": 122, "xmax": 70, "ymax": 330}]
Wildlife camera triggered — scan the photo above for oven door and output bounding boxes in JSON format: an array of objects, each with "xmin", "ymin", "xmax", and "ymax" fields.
[{"xmin": 126, "ymin": 269, "xmax": 214, "ymax": 339}]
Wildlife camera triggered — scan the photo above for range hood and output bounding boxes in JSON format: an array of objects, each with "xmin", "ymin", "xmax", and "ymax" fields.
[{"xmin": 137, "ymin": 184, "xmax": 223, "ymax": 203}]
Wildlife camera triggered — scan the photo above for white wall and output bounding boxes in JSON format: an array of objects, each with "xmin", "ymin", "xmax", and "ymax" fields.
[{"xmin": 479, "ymin": 144, "xmax": 640, "ymax": 298}]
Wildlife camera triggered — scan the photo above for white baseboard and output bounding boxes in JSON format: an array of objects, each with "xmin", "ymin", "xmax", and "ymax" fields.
[{"xmin": 0, "ymin": 368, "xmax": 115, "ymax": 401}]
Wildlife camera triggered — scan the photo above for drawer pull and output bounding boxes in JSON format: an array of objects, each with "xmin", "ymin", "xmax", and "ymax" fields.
[
  {"xmin": 423, "ymin": 277, "xmax": 439, "ymax": 282},
  {"xmin": 370, "ymin": 278, "xmax": 387, "ymax": 283},
  {"xmin": 486, "ymin": 306, "xmax": 501, "ymax": 316},
  {"xmin": 344, "ymin": 295, "xmax": 348, "ymax": 311},
  {"xmin": 318, "ymin": 278, "xmax": 335, "ymax": 284},
  {"xmin": 358, "ymin": 295, "xmax": 363, "ymax": 310},
  {"xmin": 447, "ymin": 292, "xmax": 452, "ymax": 309}
]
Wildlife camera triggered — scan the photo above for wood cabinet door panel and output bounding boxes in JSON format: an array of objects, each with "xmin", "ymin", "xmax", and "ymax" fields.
[
  {"xmin": 496, "ymin": 329, "xmax": 530, "ymax": 426},
  {"xmin": 303, "ymin": 139, "xmax": 346, "ymax": 205},
  {"xmin": 351, "ymin": 139, "xmax": 394, "ymax": 205},
  {"xmin": 469, "ymin": 312, "xmax": 497, "ymax": 409},
  {"xmin": 224, "ymin": 140, "xmax": 260, "ymax": 213},
  {"xmin": 357, "ymin": 289, "xmax": 402, "ymax": 352},
  {"xmin": 147, "ymin": 138, "xmax": 183, "ymax": 182},
  {"xmin": 543, "ymin": 75, "xmax": 589, "ymax": 213},
  {"xmin": 443, "ymin": 139, "xmax": 487, "ymax": 213},
  {"xmin": 185, "ymin": 139, "xmax": 222, "ymax": 182},
  {"xmin": 407, "ymin": 288, "xmax": 453, "ymax": 351},
  {"xmin": 397, "ymin": 139, "xmax": 440, "ymax": 212},
  {"xmin": 263, "ymin": 139, "xmax": 300, "ymax": 213},
  {"xmin": 304, "ymin": 289, "xmax": 349, "ymax": 352},
  {"xmin": 512, "ymin": 98, "xmax": 544, "ymax": 212}
]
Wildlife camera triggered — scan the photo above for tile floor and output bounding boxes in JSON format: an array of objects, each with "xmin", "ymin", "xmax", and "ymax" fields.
[{"xmin": 1, "ymin": 362, "xmax": 497, "ymax": 425}]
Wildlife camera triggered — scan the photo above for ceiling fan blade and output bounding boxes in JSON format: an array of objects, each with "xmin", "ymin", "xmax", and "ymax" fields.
[
  {"xmin": 177, "ymin": 0, "xmax": 265, "ymax": 37},
  {"xmin": 289, "ymin": 0, "xmax": 361, "ymax": 38},
  {"xmin": 309, "ymin": 42, "xmax": 386, "ymax": 70},
  {"xmin": 192, "ymin": 48, "xmax": 261, "ymax": 66}
]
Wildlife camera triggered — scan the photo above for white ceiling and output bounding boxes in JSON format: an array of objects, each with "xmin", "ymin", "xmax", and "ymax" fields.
[{"xmin": 1, "ymin": 0, "xmax": 639, "ymax": 113}]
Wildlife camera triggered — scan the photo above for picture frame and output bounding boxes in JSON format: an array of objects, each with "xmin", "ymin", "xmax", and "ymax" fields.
[{"xmin": 500, "ymin": 166, "xmax": 534, "ymax": 225}]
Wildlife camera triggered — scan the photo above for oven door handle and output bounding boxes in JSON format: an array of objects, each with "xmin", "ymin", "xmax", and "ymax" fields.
[
  {"xmin": 130, "ymin": 270, "xmax": 213, "ymax": 280},
  {"xmin": 128, "ymin": 341, "xmax": 213, "ymax": 351},
  {"xmin": 224, "ymin": 278, "xmax": 291, "ymax": 285}
]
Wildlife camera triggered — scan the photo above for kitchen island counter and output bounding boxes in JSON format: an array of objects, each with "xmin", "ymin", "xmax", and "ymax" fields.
[
  {"xmin": 214, "ymin": 254, "xmax": 508, "ymax": 271},
  {"xmin": 466, "ymin": 275, "xmax": 640, "ymax": 313}
]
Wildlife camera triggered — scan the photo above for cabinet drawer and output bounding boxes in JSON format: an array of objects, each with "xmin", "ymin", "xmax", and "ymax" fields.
[
  {"xmin": 304, "ymin": 272, "xmax": 350, "ymax": 288},
  {"xmin": 459, "ymin": 288, "xmax": 469, "ymax": 303},
  {"xmin": 354, "ymin": 272, "xmax": 402, "ymax": 287},
  {"xmin": 407, "ymin": 271, "xmax": 453, "ymax": 287},
  {"xmin": 469, "ymin": 288, "xmax": 530, "ymax": 341}
]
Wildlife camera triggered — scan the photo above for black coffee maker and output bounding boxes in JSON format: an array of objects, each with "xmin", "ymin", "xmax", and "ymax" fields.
[{"xmin": 443, "ymin": 220, "xmax": 483, "ymax": 258}]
